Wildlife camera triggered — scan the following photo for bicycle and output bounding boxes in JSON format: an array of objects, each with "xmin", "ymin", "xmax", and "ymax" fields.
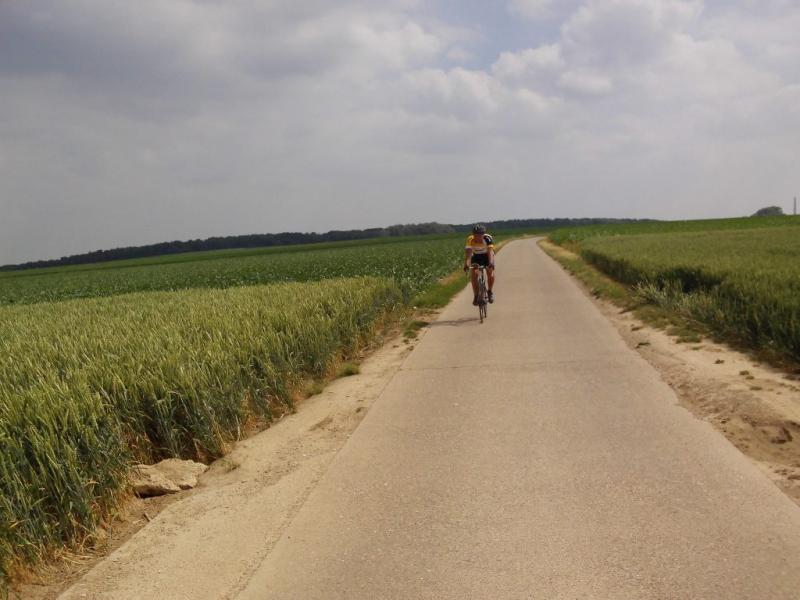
[{"xmin": 469, "ymin": 265, "xmax": 489, "ymax": 323}]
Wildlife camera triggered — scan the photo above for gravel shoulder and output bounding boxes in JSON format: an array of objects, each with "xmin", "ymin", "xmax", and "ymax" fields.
[
  {"xmin": 603, "ymin": 303, "xmax": 800, "ymax": 504},
  {"xmin": 542, "ymin": 240, "xmax": 800, "ymax": 505}
]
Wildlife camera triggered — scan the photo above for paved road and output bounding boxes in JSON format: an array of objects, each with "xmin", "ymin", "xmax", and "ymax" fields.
[{"xmin": 237, "ymin": 238, "xmax": 800, "ymax": 599}]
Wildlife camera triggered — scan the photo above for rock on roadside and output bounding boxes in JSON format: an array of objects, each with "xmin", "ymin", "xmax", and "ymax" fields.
[{"xmin": 132, "ymin": 459, "xmax": 208, "ymax": 497}]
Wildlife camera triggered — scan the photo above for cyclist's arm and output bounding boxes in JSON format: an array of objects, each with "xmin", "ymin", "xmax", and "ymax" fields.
[
  {"xmin": 486, "ymin": 235, "xmax": 495, "ymax": 266},
  {"xmin": 464, "ymin": 247, "xmax": 473, "ymax": 268}
]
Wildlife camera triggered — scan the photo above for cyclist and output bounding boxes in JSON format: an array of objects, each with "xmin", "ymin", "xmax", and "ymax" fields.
[{"xmin": 463, "ymin": 224, "xmax": 495, "ymax": 306}]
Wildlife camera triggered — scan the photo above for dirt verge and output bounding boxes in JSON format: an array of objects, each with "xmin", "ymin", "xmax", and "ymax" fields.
[{"xmin": 541, "ymin": 240, "xmax": 800, "ymax": 505}]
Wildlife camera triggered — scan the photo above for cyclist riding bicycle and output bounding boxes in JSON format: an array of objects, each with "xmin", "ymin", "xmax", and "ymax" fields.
[{"xmin": 463, "ymin": 224, "xmax": 495, "ymax": 306}]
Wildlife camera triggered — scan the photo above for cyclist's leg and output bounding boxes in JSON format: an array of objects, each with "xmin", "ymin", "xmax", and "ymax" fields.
[
  {"xmin": 487, "ymin": 267, "xmax": 495, "ymax": 292},
  {"xmin": 472, "ymin": 255, "xmax": 489, "ymax": 302}
]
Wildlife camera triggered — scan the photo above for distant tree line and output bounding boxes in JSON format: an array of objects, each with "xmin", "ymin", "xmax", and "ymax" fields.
[
  {"xmin": 751, "ymin": 206, "xmax": 784, "ymax": 217},
  {"xmin": 1, "ymin": 218, "xmax": 654, "ymax": 272}
]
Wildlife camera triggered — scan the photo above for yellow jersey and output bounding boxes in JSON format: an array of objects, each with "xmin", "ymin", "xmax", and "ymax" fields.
[{"xmin": 465, "ymin": 234, "xmax": 494, "ymax": 255}]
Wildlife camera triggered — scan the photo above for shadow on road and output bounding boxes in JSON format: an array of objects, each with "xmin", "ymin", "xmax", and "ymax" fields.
[{"xmin": 429, "ymin": 317, "xmax": 476, "ymax": 327}]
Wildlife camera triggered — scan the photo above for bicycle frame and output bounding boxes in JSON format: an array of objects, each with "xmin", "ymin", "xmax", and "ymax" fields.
[{"xmin": 469, "ymin": 265, "xmax": 489, "ymax": 323}]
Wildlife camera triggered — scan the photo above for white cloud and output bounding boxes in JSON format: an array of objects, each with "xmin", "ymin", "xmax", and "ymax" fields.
[
  {"xmin": 560, "ymin": 0, "xmax": 704, "ymax": 67},
  {"xmin": 383, "ymin": 68, "xmax": 502, "ymax": 121},
  {"xmin": 346, "ymin": 18, "xmax": 445, "ymax": 73},
  {"xmin": 659, "ymin": 35, "xmax": 777, "ymax": 101},
  {"xmin": 446, "ymin": 46, "xmax": 474, "ymax": 62},
  {"xmin": 1, "ymin": 0, "xmax": 799, "ymax": 264},
  {"xmin": 557, "ymin": 69, "xmax": 613, "ymax": 95},
  {"xmin": 492, "ymin": 45, "xmax": 565, "ymax": 81},
  {"xmin": 508, "ymin": 0, "xmax": 582, "ymax": 20},
  {"xmin": 702, "ymin": 3, "xmax": 800, "ymax": 77}
]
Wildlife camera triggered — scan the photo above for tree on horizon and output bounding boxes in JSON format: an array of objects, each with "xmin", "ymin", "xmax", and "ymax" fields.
[{"xmin": 752, "ymin": 206, "xmax": 784, "ymax": 217}]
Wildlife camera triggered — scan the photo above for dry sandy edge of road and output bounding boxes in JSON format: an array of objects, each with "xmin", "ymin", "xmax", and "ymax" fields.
[
  {"xmin": 542, "ymin": 240, "xmax": 800, "ymax": 506},
  {"xmin": 598, "ymin": 288, "xmax": 800, "ymax": 504},
  {"xmin": 15, "ymin": 243, "xmax": 800, "ymax": 599}
]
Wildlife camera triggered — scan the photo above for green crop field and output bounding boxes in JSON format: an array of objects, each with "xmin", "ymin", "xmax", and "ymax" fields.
[
  {"xmin": 0, "ymin": 229, "xmax": 543, "ymax": 307},
  {"xmin": 549, "ymin": 215, "xmax": 800, "ymax": 245},
  {"xmin": 0, "ymin": 278, "xmax": 403, "ymax": 582},
  {"xmin": 549, "ymin": 217, "xmax": 800, "ymax": 364},
  {"xmin": 0, "ymin": 234, "xmax": 468, "ymax": 279},
  {"xmin": 0, "ymin": 238, "xmax": 460, "ymax": 306},
  {"xmin": 0, "ymin": 227, "xmax": 550, "ymax": 280}
]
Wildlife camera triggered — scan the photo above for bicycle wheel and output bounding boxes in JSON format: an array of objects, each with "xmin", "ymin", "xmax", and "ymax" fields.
[{"xmin": 478, "ymin": 270, "xmax": 487, "ymax": 323}]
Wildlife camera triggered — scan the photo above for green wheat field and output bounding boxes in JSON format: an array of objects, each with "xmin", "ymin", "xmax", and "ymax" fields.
[{"xmin": 550, "ymin": 216, "xmax": 800, "ymax": 364}]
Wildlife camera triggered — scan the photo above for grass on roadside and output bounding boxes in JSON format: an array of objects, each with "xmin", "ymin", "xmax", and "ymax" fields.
[
  {"xmin": 411, "ymin": 271, "xmax": 471, "ymax": 309},
  {"xmin": 540, "ymin": 232, "xmax": 800, "ymax": 370},
  {"xmin": 304, "ymin": 381, "xmax": 326, "ymax": 398},
  {"xmin": 538, "ymin": 240, "xmax": 630, "ymax": 305},
  {"xmin": 403, "ymin": 320, "xmax": 429, "ymax": 338},
  {"xmin": 335, "ymin": 362, "xmax": 361, "ymax": 378},
  {"xmin": 538, "ymin": 239, "xmax": 710, "ymax": 346}
]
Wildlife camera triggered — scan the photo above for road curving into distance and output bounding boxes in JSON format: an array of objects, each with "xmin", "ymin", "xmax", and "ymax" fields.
[{"xmin": 236, "ymin": 237, "xmax": 800, "ymax": 599}]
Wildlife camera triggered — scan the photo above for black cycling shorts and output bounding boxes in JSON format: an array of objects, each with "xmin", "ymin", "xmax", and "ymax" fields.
[{"xmin": 471, "ymin": 253, "xmax": 491, "ymax": 267}]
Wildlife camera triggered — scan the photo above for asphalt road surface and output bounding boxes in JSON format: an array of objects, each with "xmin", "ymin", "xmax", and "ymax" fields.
[{"xmin": 234, "ymin": 238, "xmax": 800, "ymax": 599}]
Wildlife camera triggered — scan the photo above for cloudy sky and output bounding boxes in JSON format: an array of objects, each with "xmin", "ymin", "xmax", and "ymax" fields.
[{"xmin": 1, "ymin": 0, "xmax": 798, "ymax": 264}]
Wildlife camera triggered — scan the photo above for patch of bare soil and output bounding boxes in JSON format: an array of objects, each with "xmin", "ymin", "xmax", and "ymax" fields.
[
  {"xmin": 596, "ymin": 298, "xmax": 800, "ymax": 505},
  {"xmin": 9, "ymin": 494, "xmax": 179, "ymax": 600},
  {"xmin": 11, "ymin": 321, "xmax": 432, "ymax": 600}
]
